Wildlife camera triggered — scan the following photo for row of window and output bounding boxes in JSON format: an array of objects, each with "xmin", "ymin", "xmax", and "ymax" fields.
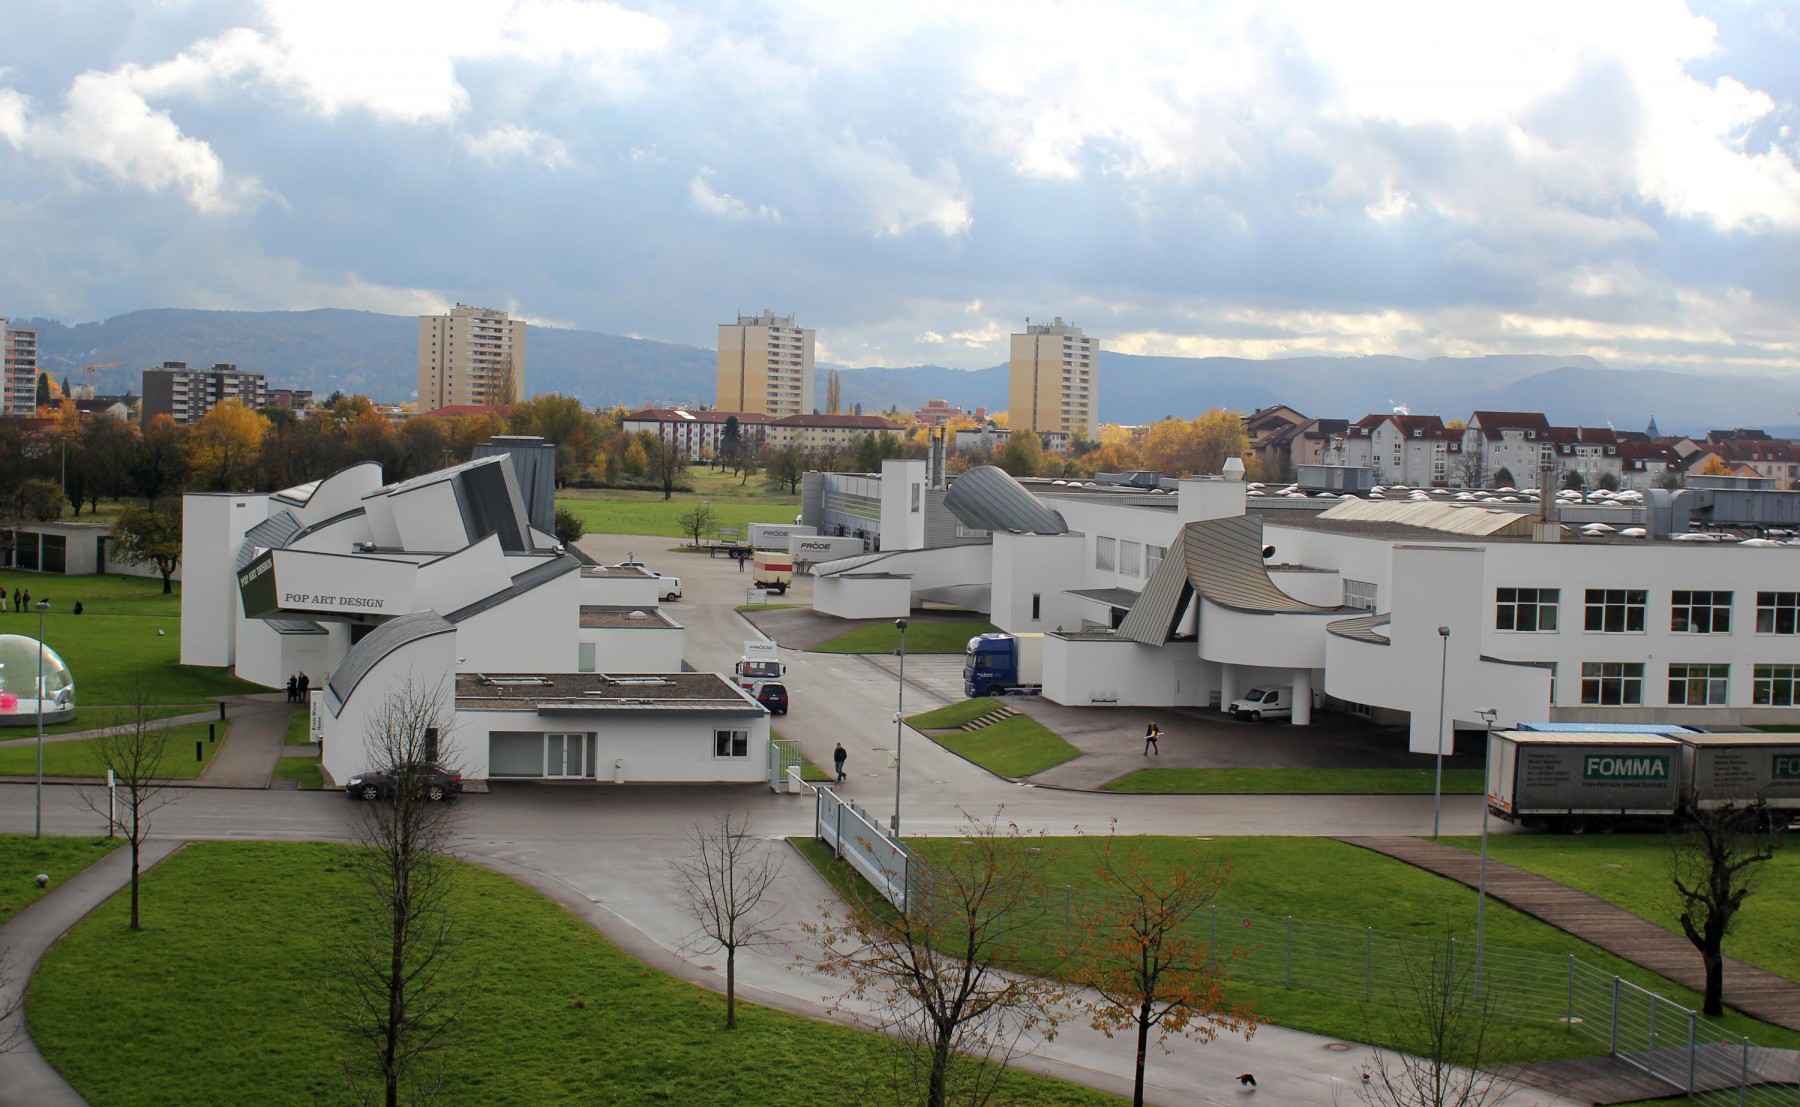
[
  {"xmin": 1496, "ymin": 589, "xmax": 1800, "ymax": 635},
  {"xmin": 1095, "ymin": 537, "xmax": 1169, "ymax": 579},
  {"xmin": 1577, "ymin": 662, "xmax": 1800, "ymax": 706}
]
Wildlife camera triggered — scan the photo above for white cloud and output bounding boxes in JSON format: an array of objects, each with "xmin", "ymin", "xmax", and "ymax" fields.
[
  {"xmin": 688, "ymin": 171, "xmax": 781, "ymax": 222},
  {"xmin": 817, "ymin": 137, "xmax": 971, "ymax": 237},
  {"xmin": 463, "ymin": 124, "xmax": 572, "ymax": 168}
]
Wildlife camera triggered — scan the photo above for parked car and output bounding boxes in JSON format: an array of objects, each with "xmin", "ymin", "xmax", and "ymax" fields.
[
  {"xmin": 754, "ymin": 681, "xmax": 789, "ymax": 715},
  {"xmin": 1227, "ymin": 686, "xmax": 1291, "ymax": 722},
  {"xmin": 345, "ymin": 765, "xmax": 462, "ymax": 801}
]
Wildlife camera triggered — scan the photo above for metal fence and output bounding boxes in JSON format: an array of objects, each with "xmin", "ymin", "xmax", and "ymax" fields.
[
  {"xmin": 769, "ymin": 737, "xmax": 802, "ymax": 793},
  {"xmin": 807, "ymin": 800, "xmax": 1799, "ymax": 1104}
]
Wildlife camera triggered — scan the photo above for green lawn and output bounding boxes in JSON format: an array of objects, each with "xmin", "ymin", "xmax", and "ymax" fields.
[
  {"xmin": 0, "ymin": 569, "xmax": 187, "ymax": 616},
  {"xmin": 1101, "ymin": 767, "xmax": 1487, "ymax": 794},
  {"xmin": 272, "ymin": 755, "xmax": 324, "ymax": 789},
  {"xmin": 557, "ymin": 483, "xmax": 801, "ymax": 541},
  {"xmin": 812, "ymin": 619, "xmax": 997, "ymax": 655},
  {"xmin": 31, "ymin": 703, "xmax": 203, "ymax": 737},
  {"xmin": 282, "ymin": 706, "xmax": 311, "ymax": 746},
  {"xmin": 29, "ymin": 841, "xmax": 1119, "ymax": 1107},
  {"xmin": 1441, "ymin": 834, "xmax": 1800, "ymax": 983},
  {"xmin": 908, "ymin": 698, "xmax": 1005, "ymax": 729},
  {"xmin": 933, "ymin": 714, "xmax": 1081, "ymax": 778},
  {"xmin": 0, "ymin": 834, "xmax": 119, "ymax": 925},
  {"xmin": 0, "ymin": 723, "xmax": 219, "ymax": 779},
  {"xmin": 800, "ymin": 835, "xmax": 1800, "ymax": 1064},
  {"xmin": 34, "ymin": 612, "xmax": 263, "ymax": 705}
]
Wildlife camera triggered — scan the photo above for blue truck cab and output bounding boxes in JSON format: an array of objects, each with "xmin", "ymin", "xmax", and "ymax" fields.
[{"xmin": 962, "ymin": 632, "xmax": 1043, "ymax": 698}]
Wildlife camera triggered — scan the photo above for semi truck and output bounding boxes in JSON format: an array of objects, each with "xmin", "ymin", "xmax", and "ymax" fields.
[
  {"xmin": 791, "ymin": 534, "xmax": 865, "ymax": 566},
  {"xmin": 963, "ymin": 632, "xmax": 1044, "ymax": 698},
  {"xmin": 749, "ymin": 523, "xmax": 815, "ymax": 548},
  {"xmin": 752, "ymin": 551, "xmax": 794, "ymax": 594},
  {"xmin": 1487, "ymin": 730, "xmax": 1800, "ymax": 834},
  {"xmin": 733, "ymin": 640, "xmax": 785, "ymax": 691}
]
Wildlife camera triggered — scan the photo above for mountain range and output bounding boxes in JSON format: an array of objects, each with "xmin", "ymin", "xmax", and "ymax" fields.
[{"xmin": 18, "ymin": 308, "xmax": 1800, "ymax": 437}]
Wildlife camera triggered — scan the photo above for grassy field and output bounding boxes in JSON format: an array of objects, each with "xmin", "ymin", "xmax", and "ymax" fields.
[
  {"xmin": 282, "ymin": 707, "xmax": 311, "ymax": 746},
  {"xmin": 272, "ymin": 755, "xmax": 324, "ymax": 789},
  {"xmin": 0, "ymin": 569, "xmax": 183, "ymax": 616},
  {"xmin": 908, "ymin": 698, "xmax": 1004, "ymax": 729},
  {"xmin": 1441, "ymin": 834, "xmax": 1800, "ymax": 982},
  {"xmin": 933, "ymin": 715, "xmax": 1082, "ymax": 778},
  {"xmin": 800, "ymin": 835, "xmax": 1800, "ymax": 1064},
  {"xmin": 557, "ymin": 474, "xmax": 801, "ymax": 541},
  {"xmin": 1101, "ymin": 767, "xmax": 1487, "ymax": 794},
  {"xmin": 30, "ymin": 703, "xmax": 202, "ymax": 737},
  {"xmin": 29, "ymin": 841, "xmax": 1120, "ymax": 1107},
  {"xmin": 812, "ymin": 619, "xmax": 996, "ymax": 655},
  {"xmin": 0, "ymin": 834, "xmax": 119, "ymax": 925},
  {"xmin": 0, "ymin": 722, "xmax": 219, "ymax": 778}
]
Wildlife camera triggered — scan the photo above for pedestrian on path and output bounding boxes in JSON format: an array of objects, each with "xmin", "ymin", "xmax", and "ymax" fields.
[
  {"xmin": 1143, "ymin": 721, "xmax": 1160, "ymax": 755},
  {"xmin": 298, "ymin": 672, "xmax": 310, "ymax": 700},
  {"xmin": 286, "ymin": 675, "xmax": 298, "ymax": 704},
  {"xmin": 738, "ymin": 550, "xmax": 747, "ymax": 572},
  {"xmin": 833, "ymin": 742, "xmax": 847, "ymax": 782},
  {"xmin": 10, "ymin": 588, "xmax": 18, "ymax": 612}
]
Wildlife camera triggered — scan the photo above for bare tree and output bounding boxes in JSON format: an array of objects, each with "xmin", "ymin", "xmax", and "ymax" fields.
[
  {"xmin": 80, "ymin": 688, "xmax": 178, "ymax": 929},
  {"xmin": 0, "ymin": 953, "xmax": 24, "ymax": 1054},
  {"xmin": 676, "ymin": 504, "xmax": 714, "ymax": 548},
  {"xmin": 330, "ymin": 681, "xmax": 464, "ymax": 1107},
  {"xmin": 1670, "ymin": 801, "xmax": 1781, "ymax": 1017},
  {"xmin": 671, "ymin": 809, "xmax": 786, "ymax": 1029},
  {"xmin": 1338, "ymin": 941, "xmax": 1517, "ymax": 1107},
  {"xmin": 807, "ymin": 815, "xmax": 1068, "ymax": 1107},
  {"xmin": 1075, "ymin": 828, "xmax": 1256, "ymax": 1107},
  {"xmin": 1452, "ymin": 448, "xmax": 1488, "ymax": 489}
]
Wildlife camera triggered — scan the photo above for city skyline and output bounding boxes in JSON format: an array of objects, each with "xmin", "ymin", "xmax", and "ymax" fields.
[{"xmin": 1, "ymin": 2, "xmax": 1798, "ymax": 377}]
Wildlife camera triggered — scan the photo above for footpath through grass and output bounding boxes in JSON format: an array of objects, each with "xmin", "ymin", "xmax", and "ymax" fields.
[
  {"xmin": 29, "ymin": 841, "xmax": 1119, "ymax": 1107},
  {"xmin": 1102, "ymin": 767, "xmax": 1487, "ymax": 794},
  {"xmin": 933, "ymin": 714, "xmax": 1081, "ymax": 778},
  {"xmin": 0, "ymin": 722, "xmax": 219, "ymax": 778},
  {"xmin": 1442, "ymin": 834, "xmax": 1800, "ymax": 983},
  {"xmin": 556, "ymin": 474, "xmax": 800, "ymax": 540},
  {"xmin": 1, "ymin": 834, "xmax": 118, "ymax": 925},
  {"xmin": 812, "ymin": 619, "xmax": 997, "ymax": 655}
]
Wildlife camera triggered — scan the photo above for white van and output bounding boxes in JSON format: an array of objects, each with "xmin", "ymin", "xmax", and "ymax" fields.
[{"xmin": 1227, "ymin": 686, "xmax": 1291, "ymax": 721}]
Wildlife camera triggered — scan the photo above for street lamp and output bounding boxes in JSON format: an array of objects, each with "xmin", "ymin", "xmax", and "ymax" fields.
[
  {"xmin": 1432, "ymin": 625, "xmax": 1450, "ymax": 838},
  {"xmin": 35, "ymin": 598, "xmax": 50, "ymax": 839},
  {"xmin": 891, "ymin": 619, "xmax": 908, "ymax": 836},
  {"xmin": 1474, "ymin": 706, "xmax": 1498, "ymax": 993}
]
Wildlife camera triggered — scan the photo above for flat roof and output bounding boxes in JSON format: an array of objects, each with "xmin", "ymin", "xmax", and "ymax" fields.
[
  {"xmin": 580, "ymin": 565, "xmax": 654, "ymax": 579},
  {"xmin": 579, "ymin": 606, "xmax": 679, "ymax": 629},
  {"xmin": 455, "ymin": 671, "xmax": 758, "ymax": 715}
]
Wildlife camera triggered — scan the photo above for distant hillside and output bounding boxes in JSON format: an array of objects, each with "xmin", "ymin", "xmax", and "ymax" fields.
[{"xmin": 19, "ymin": 307, "xmax": 1800, "ymax": 435}]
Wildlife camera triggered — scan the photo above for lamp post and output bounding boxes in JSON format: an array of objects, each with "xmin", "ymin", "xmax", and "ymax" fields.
[
  {"xmin": 1474, "ymin": 706, "xmax": 1498, "ymax": 993},
  {"xmin": 891, "ymin": 618, "xmax": 907, "ymax": 836},
  {"xmin": 35, "ymin": 598, "xmax": 50, "ymax": 839},
  {"xmin": 1432, "ymin": 625, "xmax": 1450, "ymax": 838}
]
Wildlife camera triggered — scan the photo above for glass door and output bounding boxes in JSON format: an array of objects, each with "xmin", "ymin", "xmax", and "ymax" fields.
[{"xmin": 545, "ymin": 733, "xmax": 587, "ymax": 779}]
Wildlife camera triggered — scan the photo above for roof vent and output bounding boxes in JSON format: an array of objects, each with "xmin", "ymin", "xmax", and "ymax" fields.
[{"xmin": 627, "ymin": 610, "xmax": 649, "ymax": 620}]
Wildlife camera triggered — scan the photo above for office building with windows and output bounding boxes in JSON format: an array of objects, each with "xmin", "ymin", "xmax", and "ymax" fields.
[
  {"xmin": 142, "ymin": 362, "xmax": 268, "ymax": 425},
  {"xmin": 418, "ymin": 304, "xmax": 527, "ymax": 410},
  {"xmin": 717, "ymin": 310, "xmax": 814, "ymax": 417},
  {"xmin": 1008, "ymin": 317, "xmax": 1097, "ymax": 439},
  {"xmin": 2, "ymin": 319, "xmax": 39, "ymax": 416}
]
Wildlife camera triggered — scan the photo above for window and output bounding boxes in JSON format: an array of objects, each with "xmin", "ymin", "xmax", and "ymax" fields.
[
  {"xmin": 1668, "ymin": 663, "xmax": 1729, "ymax": 706},
  {"xmin": 1671, "ymin": 591, "xmax": 1732, "ymax": 634},
  {"xmin": 1119, "ymin": 540, "xmax": 1141, "ymax": 577},
  {"xmin": 1581, "ymin": 662, "xmax": 1644, "ymax": 706},
  {"xmin": 1757, "ymin": 592, "xmax": 1800, "ymax": 635},
  {"xmin": 1145, "ymin": 544, "xmax": 1166, "ymax": 577},
  {"xmin": 911, "ymin": 484, "xmax": 921, "ymax": 513},
  {"xmin": 1753, "ymin": 664, "xmax": 1800, "ymax": 706},
  {"xmin": 1584, "ymin": 589, "xmax": 1646, "ymax": 633},
  {"xmin": 713, "ymin": 729, "xmax": 750, "ymax": 758},
  {"xmin": 1031, "ymin": 593, "xmax": 1042, "ymax": 620},
  {"xmin": 1343, "ymin": 579, "xmax": 1377, "ymax": 611},
  {"xmin": 1096, "ymin": 536, "xmax": 1116, "ymax": 571},
  {"xmin": 1496, "ymin": 587, "xmax": 1559, "ymax": 632}
]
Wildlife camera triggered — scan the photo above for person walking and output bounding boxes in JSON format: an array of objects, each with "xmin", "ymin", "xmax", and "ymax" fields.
[
  {"xmin": 833, "ymin": 742, "xmax": 848, "ymax": 783},
  {"xmin": 737, "ymin": 550, "xmax": 747, "ymax": 572},
  {"xmin": 11, "ymin": 588, "xmax": 19, "ymax": 612},
  {"xmin": 286, "ymin": 674, "xmax": 298, "ymax": 704},
  {"xmin": 298, "ymin": 672, "xmax": 310, "ymax": 700},
  {"xmin": 1143, "ymin": 721, "xmax": 1160, "ymax": 755}
]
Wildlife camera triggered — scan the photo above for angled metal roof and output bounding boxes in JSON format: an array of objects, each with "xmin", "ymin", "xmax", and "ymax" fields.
[
  {"xmin": 326, "ymin": 612, "xmax": 455, "ymax": 714},
  {"xmin": 234, "ymin": 511, "xmax": 302, "ymax": 571},
  {"xmin": 1117, "ymin": 527, "xmax": 1193, "ymax": 645},
  {"xmin": 1184, "ymin": 515, "xmax": 1346, "ymax": 614},
  {"xmin": 943, "ymin": 466, "xmax": 1067, "ymax": 535},
  {"xmin": 1327, "ymin": 612, "xmax": 1390, "ymax": 644},
  {"xmin": 811, "ymin": 551, "xmax": 900, "ymax": 577}
]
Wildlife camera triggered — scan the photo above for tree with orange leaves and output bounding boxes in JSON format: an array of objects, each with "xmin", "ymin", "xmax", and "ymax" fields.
[{"xmin": 1074, "ymin": 828, "xmax": 1256, "ymax": 1107}]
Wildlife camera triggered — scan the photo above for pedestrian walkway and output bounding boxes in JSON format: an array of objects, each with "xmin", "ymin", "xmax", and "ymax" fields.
[
  {"xmin": 1337, "ymin": 836, "xmax": 1800, "ymax": 1032},
  {"xmin": 0, "ymin": 838, "xmax": 187, "ymax": 1107},
  {"xmin": 197, "ymin": 696, "xmax": 292, "ymax": 788},
  {"xmin": 0, "ymin": 705, "xmax": 216, "ymax": 748}
]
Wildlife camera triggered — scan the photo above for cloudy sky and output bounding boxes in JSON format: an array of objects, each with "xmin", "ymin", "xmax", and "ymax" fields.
[{"xmin": 3, "ymin": 0, "xmax": 1799, "ymax": 375}]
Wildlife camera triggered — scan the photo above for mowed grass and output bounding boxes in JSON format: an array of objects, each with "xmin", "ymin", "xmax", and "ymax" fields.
[
  {"xmin": 282, "ymin": 707, "xmax": 311, "ymax": 746},
  {"xmin": 0, "ymin": 834, "xmax": 118, "ymax": 924},
  {"xmin": 34, "ymin": 613, "xmax": 263, "ymax": 705},
  {"xmin": 557, "ymin": 484, "xmax": 801, "ymax": 541},
  {"xmin": 812, "ymin": 620, "xmax": 997, "ymax": 655},
  {"xmin": 29, "ymin": 841, "xmax": 1120, "ymax": 1107},
  {"xmin": 933, "ymin": 715, "xmax": 1081, "ymax": 778},
  {"xmin": 0, "ymin": 569, "xmax": 183, "ymax": 616},
  {"xmin": 0, "ymin": 723, "xmax": 219, "ymax": 778},
  {"xmin": 908, "ymin": 698, "xmax": 1004, "ymax": 729},
  {"xmin": 32, "ymin": 703, "xmax": 202, "ymax": 737},
  {"xmin": 272, "ymin": 755, "xmax": 324, "ymax": 789},
  {"xmin": 1101, "ymin": 767, "xmax": 1487, "ymax": 794},
  {"xmin": 1441, "ymin": 834, "xmax": 1800, "ymax": 982}
]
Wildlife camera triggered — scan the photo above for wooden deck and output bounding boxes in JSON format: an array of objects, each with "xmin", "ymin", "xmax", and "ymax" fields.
[
  {"xmin": 1337, "ymin": 836, "xmax": 1800, "ymax": 1032},
  {"xmin": 1507, "ymin": 1046, "xmax": 1800, "ymax": 1106}
]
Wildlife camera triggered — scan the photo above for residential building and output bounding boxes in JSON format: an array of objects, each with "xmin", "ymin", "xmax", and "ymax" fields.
[
  {"xmin": 74, "ymin": 396, "xmax": 132, "ymax": 421},
  {"xmin": 1682, "ymin": 439, "xmax": 1800, "ymax": 486},
  {"xmin": 267, "ymin": 388, "xmax": 313, "ymax": 412},
  {"xmin": 2, "ymin": 319, "xmax": 39, "ymax": 416},
  {"xmin": 952, "ymin": 423, "xmax": 1072, "ymax": 455},
  {"xmin": 417, "ymin": 304, "xmax": 527, "ymax": 410},
  {"xmin": 916, "ymin": 398, "xmax": 984, "ymax": 427},
  {"xmin": 621, "ymin": 408, "xmax": 776, "ymax": 461},
  {"xmin": 1461, "ymin": 411, "xmax": 1554, "ymax": 488},
  {"xmin": 766, "ymin": 413, "xmax": 905, "ymax": 452},
  {"xmin": 141, "ymin": 362, "xmax": 268, "ymax": 425},
  {"xmin": 717, "ymin": 309, "xmax": 814, "ymax": 417},
  {"xmin": 1008, "ymin": 317, "xmax": 1097, "ymax": 439}
]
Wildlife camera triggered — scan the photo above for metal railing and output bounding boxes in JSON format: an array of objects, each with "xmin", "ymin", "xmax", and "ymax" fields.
[
  {"xmin": 814, "ymin": 787, "xmax": 911, "ymax": 910},
  {"xmin": 769, "ymin": 737, "xmax": 802, "ymax": 793}
]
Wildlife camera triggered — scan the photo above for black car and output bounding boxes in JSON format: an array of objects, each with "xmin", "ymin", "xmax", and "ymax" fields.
[
  {"xmin": 345, "ymin": 765, "xmax": 462, "ymax": 801},
  {"xmin": 755, "ymin": 682, "xmax": 789, "ymax": 715}
]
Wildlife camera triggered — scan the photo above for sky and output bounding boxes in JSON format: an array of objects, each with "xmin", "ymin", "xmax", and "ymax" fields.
[{"xmin": 2, "ymin": 0, "xmax": 1800, "ymax": 376}]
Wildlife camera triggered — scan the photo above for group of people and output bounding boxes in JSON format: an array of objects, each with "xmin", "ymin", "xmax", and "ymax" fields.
[
  {"xmin": 285, "ymin": 672, "xmax": 312, "ymax": 703},
  {"xmin": 1, "ymin": 589, "xmax": 81, "ymax": 615}
]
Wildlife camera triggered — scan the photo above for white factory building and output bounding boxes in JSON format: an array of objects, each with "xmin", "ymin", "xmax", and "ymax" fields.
[
  {"xmin": 803, "ymin": 460, "xmax": 1800, "ymax": 754},
  {"xmin": 181, "ymin": 449, "xmax": 769, "ymax": 787}
]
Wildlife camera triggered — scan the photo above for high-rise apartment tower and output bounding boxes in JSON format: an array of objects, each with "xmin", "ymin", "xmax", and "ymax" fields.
[
  {"xmin": 1008, "ymin": 317, "xmax": 1097, "ymax": 438},
  {"xmin": 141, "ymin": 362, "xmax": 268, "ymax": 426},
  {"xmin": 717, "ymin": 310, "xmax": 814, "ymax": 417},
  {"xmin": 2, "ymin": 319, "xmax": 40, "ymax": 416},
  {"xmin": 418, "ymin": 304, "xmax": 527, "ymax": 410}
]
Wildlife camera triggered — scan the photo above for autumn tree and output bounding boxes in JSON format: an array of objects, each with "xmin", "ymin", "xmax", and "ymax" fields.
[
  {"xmin": 1671, "ymin": 801, "xmax": 1781, "ymax": 1017},
  {"xmin": 18, "ymin": 478, "xmax": 64, "ymax": 521},
  {"xmin": 509, "ymin": 394, "xmax": 602, "ymax": 485},
  {"xmin": 1075, "ymin": 831, "xmax": 1255, "ymax": 1107},
  {"xmin": 671, "ymin": 809, "xmax": 786, "ymax": 1029},
  {"xmin": 808, "ymin": 816, "xmax": 1068, "ymax": 1107},
  {"xmin": 827, "ymin": 369, "xmax": 843, "ymax": 415},
  {"xmin": 78, "ymin": 413, "xmax": 138, "ymax": 511},
  {"xmin": 993, "ymin": 429, "xmax": 1045, "ymax": 477},
  {"xmin": 112, "ymin": 501, "xmax": 182, "ymax": 593},
  {"xmin": 185, "ymin": 399, "xmax": 268, "ymax": 490},
  {"xmin": 346, "ymin": 408, "xmax": 400, "ymax": 474},
  {"xmin": 80, "ymin": 689, "xmax": 179, "ymax": 929},
  {"xmin": 1699, "ymin": 454, "xmax": 1732, "ymax": 477},
  {"xmin": 764, "ymin": 445, "xmax": 808, "ymax": 494},
  {"xmin": 1140, "ymin": 409, "xmax": 1249, "ymax": 475}
]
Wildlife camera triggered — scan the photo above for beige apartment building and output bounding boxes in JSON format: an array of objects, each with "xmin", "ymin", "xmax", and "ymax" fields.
[
  {"xmin": 717, "ymin": 309, "xmax": 814, "ymax": 417},
  {"xmin": 1008, "ymin": 316, "xmax": 1097, "ymax": 439},
  {"xmin": 418, "ymin": 304, "xmax": 527, "ymax": 409},
  {"xmin": 2, "ymin": 318, "xmax": 39, "ymax": 417}
]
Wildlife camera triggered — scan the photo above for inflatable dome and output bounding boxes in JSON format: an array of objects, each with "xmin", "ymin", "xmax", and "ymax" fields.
[{"xmin": 0, "ymin": 634, "xmax": 76, "ymax": 726}]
